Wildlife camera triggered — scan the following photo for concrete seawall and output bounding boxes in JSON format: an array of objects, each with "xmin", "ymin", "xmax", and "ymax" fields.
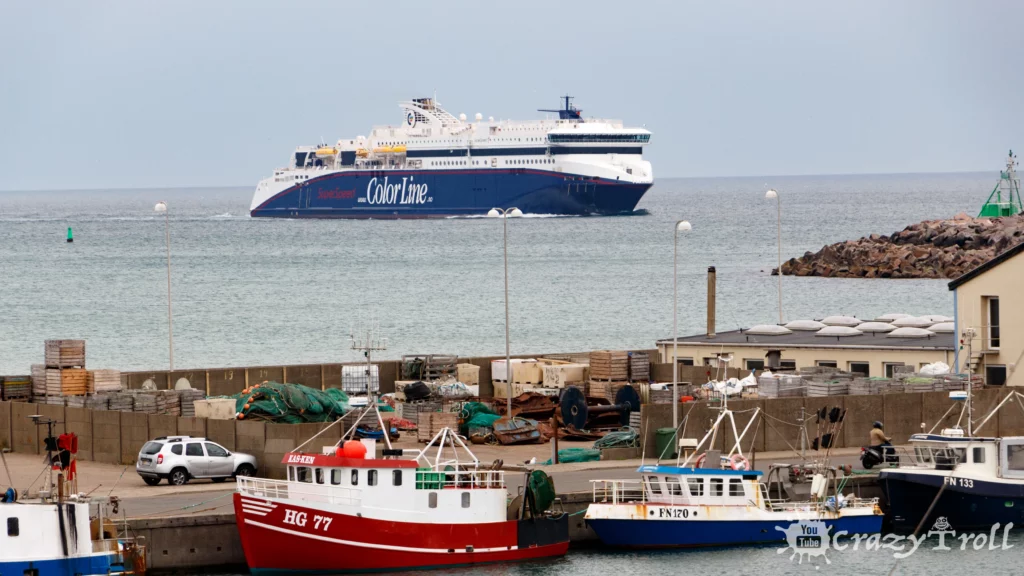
[{"xmin": 2, "ymin": 386, "xmax": 1020, "ymax": 466}]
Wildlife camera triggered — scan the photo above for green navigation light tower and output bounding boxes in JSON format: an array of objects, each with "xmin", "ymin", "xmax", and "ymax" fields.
[{"xmin": 979, "ymin": 150, "xmax": 1022, "ymax": 218}]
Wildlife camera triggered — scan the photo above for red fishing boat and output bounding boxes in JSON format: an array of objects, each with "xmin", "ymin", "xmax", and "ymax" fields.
[{"xmin": 233, "ymin": 427, "xmax": 569, "ymax": 574}]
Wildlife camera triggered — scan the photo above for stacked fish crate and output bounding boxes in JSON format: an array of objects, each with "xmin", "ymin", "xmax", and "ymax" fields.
[
  {"xmin": 806, "ymin": 380, "xmax": 850, "ymax": 397},
  {"xmin": 0, "ymin": 375, "xmax": 32, "ymax": 401},
  {"xmin": 156, "ymin": 390, "xmax": 182, "ymax": 416},
  {"xmin": 849, "ymin": 378, "xmax": 888, "ymax": 395},
  {"xmin": 35, "ymin": 340, "xmax": 88, "ymax": 401},
  {"xmin": 627, "ymin": 352, "xmax": 650, "ymax": 383},
  {"xmin": 132, "ymin": 392, "xmax": 158, "ymax": 414},
  {"xmin": 178, "ymin": 389, "xmax": 206, "ymax": 417},
  {"xmin": 417, "ymin": 412, "xmax": 459, "ymax": 442},
  {"xmin": 758, "ymin": 373, "xmax": 805, "ymax": 398},
  {"xmin": 589, "ymin": 351, "xmax": 628, "ymax": 400},
  {"xmin": 109, "ymin": 392, "xmax": 135, "ymax": 412},
  {"xmin": 87, "ymin": 369, "xmax": 122, "ymax": 394},
  {"xmin": 85, "ymin": 395, "xmax": 110, "ymax": 410}
]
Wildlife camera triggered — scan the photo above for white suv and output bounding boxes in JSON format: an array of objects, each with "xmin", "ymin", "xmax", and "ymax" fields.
[{"xmin": 136, "ymin": 435, "xmax": 258, "ymax": 486}]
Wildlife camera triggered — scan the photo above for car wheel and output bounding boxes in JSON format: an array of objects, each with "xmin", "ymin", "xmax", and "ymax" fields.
[
  {"xmin": 212, "ymin": 477, "xmax": 227, "ymax": 483},
  {"xmin": 169, "ymin": 468, "xmax": 190, "ymax": 486},
  {"xmin": 235, "ymin": 464, "xmax": 256, "ymax": 478},
  {"xmin": 143, "ymin": 477, "xmax": 162, "ymax": 486}
]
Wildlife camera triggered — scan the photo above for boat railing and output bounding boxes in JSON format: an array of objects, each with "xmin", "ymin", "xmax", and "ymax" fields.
[
  {"xmin": 591, "ymin": 479, "xmax": 646, "ymax": 504},
  {"xmin": 237, "ymin": 476, "xmax": 362, "ymax": 507},
  {"xmin": 414, "ymin": 469, "xmax": 505, "ymax": 490}
]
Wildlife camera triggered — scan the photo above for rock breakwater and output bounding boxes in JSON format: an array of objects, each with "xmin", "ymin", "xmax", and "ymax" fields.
[{"xmin": 779, "ymin": 213, "xmax": 1024, "ymax": 279}]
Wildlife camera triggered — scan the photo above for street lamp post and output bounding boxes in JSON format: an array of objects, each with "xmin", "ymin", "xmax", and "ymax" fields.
[
  {"xmin": 488, "ymin": 207, "xmax": 523, "ymax": 416},
  {"xmin": 765, "ymin": 189, "xmax": 783, "ymax": 324},
  {"xmin": 154, "ymin": 201, "xmax": 174, "ymax": 371},
  {"xmin": 672, "ymin": 220, "xmax": 692, "ymax": 431}
]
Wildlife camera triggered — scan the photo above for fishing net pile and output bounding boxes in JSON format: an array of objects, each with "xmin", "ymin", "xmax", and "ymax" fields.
[
  {"xmin": 458, "ymin": 402, "xmax": 501, "ymax": 435},
  {"xmin": 232, "ymin": 382, "xmax": 350, "ymax": 423}
]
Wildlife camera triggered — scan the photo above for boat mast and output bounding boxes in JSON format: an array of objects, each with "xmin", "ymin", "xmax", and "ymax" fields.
[{"xmin": 350, "ymin": 321, "xmax": 393, "ymax": 450}]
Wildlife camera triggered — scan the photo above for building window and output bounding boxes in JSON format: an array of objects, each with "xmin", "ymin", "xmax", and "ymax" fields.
[
  {"xmin": 986, "ymin": 296, "xmax": 1000, "ymax": 349},
  {"xmin": 745, "ymin": 359, "xmax": 765, "ymax": 371},
  {"xmin": 703, "ymin": 357, "xmax": 717, "ymax": 367},
  {"xmin": 780, "ymin": 360, "xmax": 797, "ymax": 370},
  {"xmin": 461, "ymin": 492, "xmax": 471, "ymax": 508},
  {"xmin": 331, "ymin": 469, "xmax": 342, "ymax": 485},
  {"xmin": 728, "ymin": 478, "xmax": 744, "ymax": 497},
  {"xmin": 986, "ymin": 365, "xmax": 1007, "ymax": 386},
  {"xmin": 710, "ymin": 478, "xmax": 724, "ymax": 497},
  {"xmin": 351, "ymin": 469, "xmax": 359, "ymax": 486},
  {"xmin": 368, "ymin": 470, "xmax": 378, "ymax": 486},
  {"xmin": 883, "ymin": 363, "xmax": 905, "ymax": 378},
  {"xmin": 7, "ymin": 517, "xmax": 18, "ymax": 537},
  {"xmin": 973, "ymin": 447, "xmax": 986, "ymax": 464},
  {"xmin": 393, "ymin": 470, "xmax": 402, "ymax": 486},
  {"xmin": 428, "ymin": 492, "xmax": 438, "ymax": 508},
  {"xmin": 849, "ymin": 362, "xmax": 870, "ymax": 376},
  {"xmin": 687, "ymin": 478, "xmax": 704, "ymax": 496},
  {"xmin": 677, "ymin": 357, "xmax": 695, "ymax": 366},
  {"xmin": 816, "ymin": 361, "xmax": 838, "ymax": 368}
]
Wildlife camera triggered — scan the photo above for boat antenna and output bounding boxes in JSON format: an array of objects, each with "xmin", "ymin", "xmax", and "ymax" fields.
[{"xmin": 350, "ymin": 320, "xmax": 392, "ymax": 449}]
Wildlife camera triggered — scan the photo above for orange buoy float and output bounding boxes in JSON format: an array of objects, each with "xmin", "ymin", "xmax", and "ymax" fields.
[{"xmin": 341, "ymin": 440, "xmax": 367, "ymax": 459}]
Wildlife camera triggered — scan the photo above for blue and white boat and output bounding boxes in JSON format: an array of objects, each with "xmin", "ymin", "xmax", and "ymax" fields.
[
  {"xmin": 0, "ymin": 495, "xmax": 145, "ymax": 576},
  {"xmin": 249, "ymin": 96, "xmax": 653, "ymax": 218},
  {"xmin": 878, "ymin": 389, "xmax": 1024, "ymax": 532},
  {"xmin": 585, "ymin": 405, "xmax": 883, "ymax": 548}
]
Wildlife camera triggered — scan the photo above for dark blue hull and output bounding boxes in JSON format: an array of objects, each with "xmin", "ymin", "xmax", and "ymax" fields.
[
  {"xmin": 587, "ymin": 516, "xmax": 883, "ymax": 548},
  {"xmin": 0, "ymin": 553, "xmax": 118, "ymax": 576},
  {"xmin": 879, "ymin": 471, "xmax": 1024, "ymax": 532},
  {"xmin": 251, "ymin": 168, "xmax": 652, "ymax": 219}
]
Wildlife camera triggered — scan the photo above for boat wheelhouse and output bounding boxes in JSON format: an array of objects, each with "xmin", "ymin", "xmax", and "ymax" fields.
[{"xmin": 234, "ymin": 428, "xmax": 569, "ymax": 574}]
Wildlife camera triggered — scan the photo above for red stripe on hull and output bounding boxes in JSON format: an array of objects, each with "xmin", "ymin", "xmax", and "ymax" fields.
[{"xmin": 233, "ymin": 494, "xmax": 568, "ymax": 573}]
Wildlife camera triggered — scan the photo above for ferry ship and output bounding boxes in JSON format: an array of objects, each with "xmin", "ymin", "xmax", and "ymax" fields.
[{"xmin": 249, "ymin": 96, "xmax": 653, "ymax": 218}]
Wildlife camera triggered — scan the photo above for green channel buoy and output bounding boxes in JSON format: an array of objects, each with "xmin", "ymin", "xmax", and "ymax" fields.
[{"xmin": 67, "ymin": 227, "xmax": 73, "ymax": 243}]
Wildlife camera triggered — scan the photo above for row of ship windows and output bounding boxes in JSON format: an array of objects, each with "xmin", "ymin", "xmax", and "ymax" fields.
[
  {"xmin": 548, "ymin": 134, "xmax": 650, "ymax": 143},
  {"xmin": 649, "ymin": 476, "xmax": 746, "ymax": 498},
  {"xmin": 291, "ymin": 466, "xmax": 401, "ymax": 487},
  {"xmin": 429, "ymin": 159, "xmax": 555, "ymax": 167}
]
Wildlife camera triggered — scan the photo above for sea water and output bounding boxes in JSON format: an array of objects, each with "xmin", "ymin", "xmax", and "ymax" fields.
[{"xmin": 0, "ymin": 173, "xmax": 991, "ymax": 374}]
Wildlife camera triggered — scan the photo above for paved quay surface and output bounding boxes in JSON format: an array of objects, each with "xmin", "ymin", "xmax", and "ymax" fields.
[{"xmin": 2, "ymin": 444, "xmax": 870, "ymax": 519}]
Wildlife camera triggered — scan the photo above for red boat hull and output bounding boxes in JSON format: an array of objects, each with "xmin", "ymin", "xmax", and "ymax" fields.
[{"xmin": 234, "ymin": 493, "xmax": 569, "ymax": 574}]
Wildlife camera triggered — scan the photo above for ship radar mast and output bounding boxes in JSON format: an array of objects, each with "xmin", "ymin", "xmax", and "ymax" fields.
[{"xmin": 538, "ymin": 95, "xmax": 582, "ymax": 121}]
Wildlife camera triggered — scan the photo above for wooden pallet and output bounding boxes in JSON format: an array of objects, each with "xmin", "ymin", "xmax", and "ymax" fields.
[
  {"xmin": 45, "ymin": 339, "xmax": 86, "ymax": 368},
  {"xmin": 417, "ymin": 412, "xmax": 459, "ymax": 442}
]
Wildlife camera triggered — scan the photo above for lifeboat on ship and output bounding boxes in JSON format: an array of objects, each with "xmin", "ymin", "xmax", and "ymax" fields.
[{"xmin": 234, "ymin": 425, "xmax": 569, "ymax": 574}]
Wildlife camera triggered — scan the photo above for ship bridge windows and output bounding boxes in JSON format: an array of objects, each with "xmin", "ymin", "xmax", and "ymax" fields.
[
  {"xmin": 728, "ymin": 478, "xmax": 745, "ymax": 497},
  {"xmin": 548, "ymin": 133, "xmax": 650, "ymax": 143},
  {"xmin": 331, "ymin": 469, "xmax": 343, "ymax": 485},
  {"xmin": 686, "ymin": 478, "xmax": 704, "ymax": 497},
  {"xmin": 315, "ymin": 468, "xmax": 325, "ymax": 484},
  {"xmin": 296, "ymin": 467, "xmax": 313, "ymax": 483},
  {"xmin": 7, "ymin": 517, "xmax": 17, "ymax": 537}
]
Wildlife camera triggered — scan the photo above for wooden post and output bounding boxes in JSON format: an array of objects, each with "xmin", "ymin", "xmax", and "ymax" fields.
[
  {"xmin": 550, "ymin": 416, "xmax": 559, "ymax": 465},
  {"xmin": 707, "ymin": 266, "xmax": 717, "ymax": 338}
]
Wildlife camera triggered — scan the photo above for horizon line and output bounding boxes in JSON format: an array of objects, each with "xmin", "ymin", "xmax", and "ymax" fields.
[{"xmin": 0, "ymin": 168, "xmax": 997, "ymax": 194}]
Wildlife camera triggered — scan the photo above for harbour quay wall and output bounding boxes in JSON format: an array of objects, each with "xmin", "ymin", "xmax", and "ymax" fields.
[
  {"xmin": 639, "ymin": 387, "xmax": 1024, "ymax": 456},
  {"xmin": 114, "ymin": 350, "xmax": 659, "ymax": 398},
  {"xmin": 2, "ymin": 386, "xmax": 1021, "ymax": 466},
  {"xmin": 129, "ymin": 514, "xmax": 246, "ymax": 573}
]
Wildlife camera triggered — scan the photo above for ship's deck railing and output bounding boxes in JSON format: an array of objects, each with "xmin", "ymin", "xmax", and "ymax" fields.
[
  {"xmin": 591, "ymin": 479, "xmax": 646, "ymax": 504},
  {"xmin": 414, "ymin": 469, "xmax": 505, "ymax": 490},
  {"xmin": 237, "ymin": 476, "xmax": 362, "ymax": 507}
]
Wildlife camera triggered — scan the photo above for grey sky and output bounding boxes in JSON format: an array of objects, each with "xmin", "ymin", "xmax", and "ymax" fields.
[{"xmin": 1, "ymin": 0, "xmax": 1021, "ymax": 191}]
